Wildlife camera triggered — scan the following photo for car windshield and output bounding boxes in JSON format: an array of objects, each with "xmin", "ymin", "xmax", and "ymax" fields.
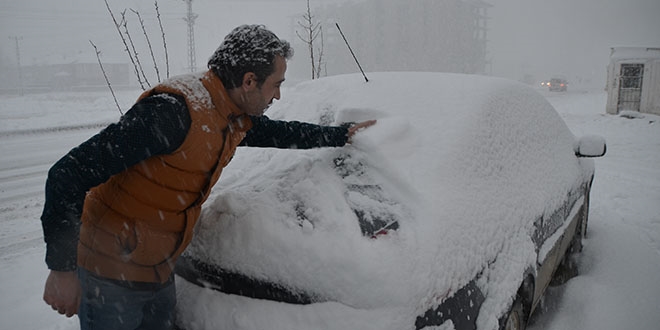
[{"xmin": 332, "ymin": 152, "xmax": 400, "ymax": 237}]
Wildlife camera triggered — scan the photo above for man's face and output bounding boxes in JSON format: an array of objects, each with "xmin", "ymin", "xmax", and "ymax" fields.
[{"xmin": 243, "ymin": 56, "xmax": 287, "ymax": 116}]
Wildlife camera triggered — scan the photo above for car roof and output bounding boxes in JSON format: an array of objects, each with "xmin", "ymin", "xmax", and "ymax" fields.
[{"xmin": 268, "ymin": 72, "xmax": 579, "ymax": 200}]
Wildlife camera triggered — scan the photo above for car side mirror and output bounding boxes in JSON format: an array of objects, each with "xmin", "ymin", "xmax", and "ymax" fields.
[{"xmin": 575, "ymin": 135, "xmax": 607, "ymax": 157}]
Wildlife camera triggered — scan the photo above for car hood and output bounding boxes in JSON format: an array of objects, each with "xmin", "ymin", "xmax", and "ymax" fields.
[{"xmin": 182, "ymin": 72, "xmax": 593, "ymax": 310}]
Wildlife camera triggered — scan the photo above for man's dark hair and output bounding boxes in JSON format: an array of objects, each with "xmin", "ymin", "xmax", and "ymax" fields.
[{"xmin": 208, "ymin": 24, "xmax": 293, "ymax": 89}]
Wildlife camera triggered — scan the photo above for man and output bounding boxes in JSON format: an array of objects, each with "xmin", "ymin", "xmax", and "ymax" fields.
[{"xmin": 41, "ymin": 24, "xmax": 375, "ymax": 330}]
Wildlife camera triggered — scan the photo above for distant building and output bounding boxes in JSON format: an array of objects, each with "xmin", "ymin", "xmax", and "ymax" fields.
[
  {"xmin": 22, "ymin": 61, "xmax": 130, "ymax": 92},
  {"xmin": 289, "ymin": 0, "xmax": 491, "ymax": 79},
  {"xmin": 606, "ymin": 47, "xmax": 660, "ymax": 116},
  {"xmin": 1, "ymin": 54, "xmax": 130, "ymax": 94}
]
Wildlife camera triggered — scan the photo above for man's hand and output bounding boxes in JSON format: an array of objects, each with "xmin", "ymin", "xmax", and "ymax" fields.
[
  {"xmin": 347, "ymin": 120, "xmax": 377, "ymax": 143},
  {"xmin": 43, "ymin": 270, "xmax": 81, "ymax": 317}
]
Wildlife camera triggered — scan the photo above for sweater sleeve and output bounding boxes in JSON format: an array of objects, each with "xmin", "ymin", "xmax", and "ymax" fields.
[
  {"xmin": 40, "ymin": 94, "xmax": 191, "ymax": 271},
  {"xmin": 240, "ymin": 115, "xmax": 349, "ymax": 149}
]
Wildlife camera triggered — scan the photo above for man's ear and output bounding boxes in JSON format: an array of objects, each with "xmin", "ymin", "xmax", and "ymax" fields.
[{"xmin": 242, "ymin": 72, "xmax": 258, "ymax": 91}]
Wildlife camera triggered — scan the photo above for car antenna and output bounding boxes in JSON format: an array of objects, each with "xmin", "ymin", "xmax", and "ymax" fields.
[{"xmin": 335, "ymin": 22, "xmax": 369, "ymax": 82}]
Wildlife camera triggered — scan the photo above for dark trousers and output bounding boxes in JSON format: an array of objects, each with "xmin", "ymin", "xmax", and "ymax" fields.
[{"xmin": 77, "ymin": 268, "xmax": 176, "ymax": 330}]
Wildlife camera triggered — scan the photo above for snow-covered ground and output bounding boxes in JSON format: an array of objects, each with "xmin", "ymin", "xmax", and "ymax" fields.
[
  {"xmin": 527, "ymin": 88, "xmax": 660, "ymax": 330},
  {"xmin": 0, "ymin": 80, "xmax": 659, "ymax": 330}
]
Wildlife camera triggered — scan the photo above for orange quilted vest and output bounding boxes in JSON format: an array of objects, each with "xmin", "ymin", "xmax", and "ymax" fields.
[{"xmin": 78, "ymin": 70, "xmax": 252, "ymax": 283}]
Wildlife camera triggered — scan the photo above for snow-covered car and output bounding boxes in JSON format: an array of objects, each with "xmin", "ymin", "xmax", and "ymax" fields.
[{"xmin": 174, "ymin": 72, "xmax": 606, "ymax": 330}]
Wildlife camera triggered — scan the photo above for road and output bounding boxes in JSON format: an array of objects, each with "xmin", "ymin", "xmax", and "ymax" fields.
[{"xmin": 0, "ymin": 127, "xmax": 99, "ymax": 260}]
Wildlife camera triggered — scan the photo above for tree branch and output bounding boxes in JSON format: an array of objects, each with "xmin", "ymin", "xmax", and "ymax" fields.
[
  {"xmin": 131, "ymin": 8, "xmax": 161, "ymax": 83},
  {"xmin": 90, "ymin": 40, "xmax": 123, "ymax": 115},
  {"xmin": 155, "ymin": 0, "xmax": 170, "ymax": 79},
  {"xmin": 104, "ymin": 0, "xmax": 145, "ymax": 90},
  {"xmin": 121, "ymin": 10, "xmax": 151, "ymax": 88}
]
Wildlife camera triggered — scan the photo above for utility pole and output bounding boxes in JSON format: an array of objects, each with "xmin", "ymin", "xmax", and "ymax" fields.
[
  {"xmin": 182, "ymin": 0, "xmax": 197, "ymax": 73},
  {"xmin": 10, "ymin": 36, "xmax": 24, "ymax": 96}
]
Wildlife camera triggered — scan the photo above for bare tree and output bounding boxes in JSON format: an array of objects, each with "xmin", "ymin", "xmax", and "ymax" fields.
[
  {"xmin": 296, "ymin": 0, "xmax": 324, "ymax": 79},
  {"xmin": 104, "ymin": 0, "xmax": 146, "ymax": 90},
  {"xmin": 315, "ymin": 25, "xmax": 325, "ymax": 78},
  {"xmin": 92, "ymin": 0, "xmax": 172, "ymax": 114},
  {"xmin": 102, "ymin": 0, "xmax": 171, "ymax": 90}
]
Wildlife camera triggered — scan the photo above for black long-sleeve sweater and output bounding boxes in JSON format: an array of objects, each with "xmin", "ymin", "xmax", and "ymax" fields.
[{"xmin": 41, "ymin": 93, "xmax": 349, "ymax": 271}]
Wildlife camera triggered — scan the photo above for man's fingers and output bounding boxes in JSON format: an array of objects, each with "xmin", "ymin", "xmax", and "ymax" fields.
[
  {"xmin": 353, "ymin": 120, "xmax": 376, "ymax": 130},
  {"xmin": 44, "ymin": 292, "xmax": 78, "ymax": 317},
  {"xmin": 52, "ymin": 304, "xmax": 77, "ymax": 317},
  {"xmin": 348, "ymin": 120, "xmax": 377, "ymax": 135},
  {"xmin": 74, "ymin": 295, "xmax": 81, "ymax": 315},
  {"xmin": 346, "ymin": 119, "xmax": 377, "ymax": 143},
  {"xmin": 43, "ymin": 270, "xmax": 81, "ymax": 318}
]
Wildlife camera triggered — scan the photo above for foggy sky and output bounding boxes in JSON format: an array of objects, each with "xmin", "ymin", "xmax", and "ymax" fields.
[
  {"xmin": 489, "ymin": 0, "xmax": 660, "ymax": 86},
  {"xmin": 1, "ymin": 0, "xmax": 659, "ymax": 87}
]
